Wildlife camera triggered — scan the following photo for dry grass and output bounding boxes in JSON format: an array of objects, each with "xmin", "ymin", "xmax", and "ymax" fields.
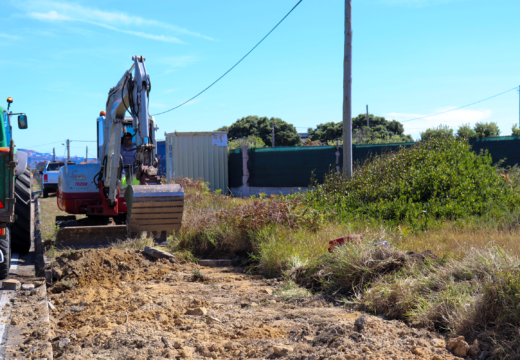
[
  {"xmin": 38, "ymin": 195, "xmax": 64, "ymax": 241},
  {"xmin": 399, "ymin": 225, "xmax": 520, "ymax": 256},
  {"xmin": 111, "ymin": 235, "xmax": 155, "ymax": 251}
]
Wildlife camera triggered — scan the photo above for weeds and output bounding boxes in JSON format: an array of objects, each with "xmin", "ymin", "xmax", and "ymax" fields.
[{"xmin": 112, "ymin": 234, "xmax": 155, "ymax": 251}]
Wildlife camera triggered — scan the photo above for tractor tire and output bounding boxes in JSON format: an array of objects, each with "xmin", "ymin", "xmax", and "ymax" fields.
[
  {"xmin": 42, "ymin": 188, "xmax": 48, "ymax": 198},
  {"xmin": 0, "ymin": 227, "xmax": 11, "ymax": 280},
  {"xmin": 11, "ymin": 167, "xmax": 32, "ymax": 253}
]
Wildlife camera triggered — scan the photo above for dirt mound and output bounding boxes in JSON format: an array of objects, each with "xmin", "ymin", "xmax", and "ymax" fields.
[
  {"xmin": 43, "ymin": 251, "xmax": 466, "ymax": 360},
  {"xmin": 46, "ymin": 247, "xmax": 181, "ymax": 289}
]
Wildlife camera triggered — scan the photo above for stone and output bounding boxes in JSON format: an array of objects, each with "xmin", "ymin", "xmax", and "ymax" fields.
[
  {"xmin": 76, "ymin": 326, "xmax": 91, "ymax": 338},
  {"xmin": 199, "ymin": 259, "xmax": 233, "ymax": 267},
  {"xmin": 173, "ymin": 340, "xmax": 183, "ymax": 349},
  {"xmin": 273, "ymin": 345, "xmax": 293, "ymax": 356},
  {"xmin": 303, "ymin": 336, "xmax": 314, "ymax": 342},
  {"xmin": 223, "ymin": 342, "xmax": 238, "ymax": 350},
  {"xmin": 21, "ymin": 284, "xmax": 35, "ymax": 291},
  {"xmin": 58, "ymin": 338, "xmax": 71, "ymax": 348},
  {"xmin": 206, "ymin": 316, "xmax": 221, "ymax": 323},
  {"xmin": 268, "ymin": 300, "xmax": 277, "ymax": 304},
  {"xmin": 187, "ymin": 307, "xmax": 207, "ymax": 316},
  {"xmin": 162, "ymin": 337, "xmax": 172, "ymax": 348},
  {"xmin": 47, "ymin": 302, "xmax": 55, "ymax": 311},
  {"xmin": 447, "ymin": 336, "xmax": 470, "ymax": 357},
  {"xmin": 143, "ymin": 246, "xmax": 175, "ymax": 261},
  {"xmin": 469, "ymin": 340, "xmax": 480, "ymax": 357},
  {"xmin": 2, "ymin": 279, "xmax": 21, "ymax": 290},
  {"xmin": 262, "ymin": 288, "xmax": 273, "ymax": 295},
  {"xmin": 179, "ymin": 346, "xmax": 195, "ymax": 358},
  {"xmin": 411, "ymin": 347, "xmax": 425, "ymax": 356},
  {"xmin": 250, "ymin": 302, "xmax": 258, "ymax": 307},
  {"xmin": 354, "ymin": 315, "xmax": 366, "ymax": 332},
  {"xmin": 431, "ymin": 339, "xmax": 445, "ymax": 348}
]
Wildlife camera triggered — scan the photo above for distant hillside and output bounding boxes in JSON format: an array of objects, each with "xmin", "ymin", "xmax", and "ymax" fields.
[{"xmin": 18, "ymin": 149, "xmax": 94, "ymax": 168}]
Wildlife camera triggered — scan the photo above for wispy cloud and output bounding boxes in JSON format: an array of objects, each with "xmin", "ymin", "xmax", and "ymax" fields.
[
  {"xmin": 0, "ymin": 33, "xmax": 20, "ymax": 40},
  {"xmin": 94, "ymin": 23, "xmax": 182, "ymax": 43},
  {"xmin": 156, "ymin": 56, "xmax": 200, "ymax": 76},
  {"xmin": 19, "ymin": 1, "xmax": 214, "ymax": 42},
  {"xmin": 388, "ymin": 107, "xmax": 493, "ymax": 132}
]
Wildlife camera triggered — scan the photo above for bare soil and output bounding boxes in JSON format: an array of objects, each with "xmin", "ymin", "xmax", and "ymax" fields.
[{"xmin": 28, "ymin": 247, "xmax": 467, "ymax": 360}]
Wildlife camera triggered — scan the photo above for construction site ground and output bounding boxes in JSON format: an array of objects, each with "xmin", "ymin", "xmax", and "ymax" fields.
[
  {"xmin": 0, "ymin": 195, "xmax": 471, "ymax": 360},
  {"xmin": 35, "ymin": 246, "xmax": 461, "ymax": 360}
]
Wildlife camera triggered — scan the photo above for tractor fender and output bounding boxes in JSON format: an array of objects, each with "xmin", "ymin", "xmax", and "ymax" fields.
[{"xmin": 14, "ymin": 151, "xmax": 28, "ymax": 176}]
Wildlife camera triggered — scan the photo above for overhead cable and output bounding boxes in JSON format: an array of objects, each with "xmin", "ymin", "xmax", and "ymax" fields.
[
  {"xmin": 401, "ymin": 86, "xmax": 518, "ymax": 123},
  {"xmin": 153, "ymin": 0, "xmax": 303, "ymax": 116}
]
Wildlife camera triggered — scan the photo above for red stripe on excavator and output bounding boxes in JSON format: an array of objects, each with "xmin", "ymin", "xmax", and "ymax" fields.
[
  {"xmin": 0, "ymin": 148, "xmax": 9, "ymax": 153},
  {"xmin": 0, "ymin": 200, "xmax": 4, "ymax": 209},
  {"xmin": 0, "ymin": 228, "xmax": 4, "ymax": 236}
]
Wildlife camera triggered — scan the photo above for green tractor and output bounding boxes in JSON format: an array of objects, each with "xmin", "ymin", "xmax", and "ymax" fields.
[{"xmin": 0, "ymin": 97, "xmax": 31, "ymax": 279}]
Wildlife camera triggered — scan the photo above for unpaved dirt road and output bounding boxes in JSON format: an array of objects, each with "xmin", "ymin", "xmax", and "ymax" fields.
[{"xmin": 28, "ymin": 247, "xmax": 464, "ymax": 360}]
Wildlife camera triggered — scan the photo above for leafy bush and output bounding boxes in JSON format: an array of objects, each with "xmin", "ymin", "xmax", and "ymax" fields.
[
  {"xmin": 474, "ymin": 121, "xmax": 500, "ymax": 138},
  {"xmin": 302, "ymin": 137, "xmax": 519, "ymax": 225},
  {"xmin": 420, "ymin": 124, "xmax": 454, "ymax": 141},
  {"xmin": 218, "ymin": 116, "xmax": 300, "ymax": 147},
  {"xmin": 228, "ymin": 135, "xmax": 265, "ymax": 150},
  {"xmin": 457, "ymin": 123, "xmax": 477, "ymax": 139},
  {"xmin": 512, "ymin": 124, "xmax": 520, "ymax": 136}
]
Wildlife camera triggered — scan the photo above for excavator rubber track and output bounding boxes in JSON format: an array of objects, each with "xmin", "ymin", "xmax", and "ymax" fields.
[{"xmin": 124, "ymin": 184, "xmax": 184, "ymax": 235}]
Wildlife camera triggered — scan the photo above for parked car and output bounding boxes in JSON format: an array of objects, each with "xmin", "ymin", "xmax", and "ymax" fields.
[{"xmin": 40, "ymin": 161, "xmax": 66, "ymax": 198}]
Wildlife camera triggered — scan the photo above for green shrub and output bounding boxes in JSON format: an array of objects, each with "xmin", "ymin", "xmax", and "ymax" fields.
[
  {"xmin": 420, "ymin": 125, "xmax": 453, "ymax": 141},
  {"xmin": 456, "ymin": 123, "xmax": 477, "ymax": 139},
  {"xmin": 302, "ymin": 137, "xmax": 519, "ymax": 225},
  {"xmin": 474, "ymin": 121, "xmax": 500, "ymax": 138},
  {"xmin": 512, "ymin": 124, "xmax": 520, "ymax": 136}
]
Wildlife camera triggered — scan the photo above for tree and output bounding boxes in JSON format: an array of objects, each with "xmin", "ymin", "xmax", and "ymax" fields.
[
  {"xmin": 218, "ymin": 116, "xmax": 300, "ymax": 147},
  {"xmin": 474, "ymin": 122, "xmax": 500, "ymax": 138},
  {"xmin": 308, "ymin": 114, "xmax": 413, "ymax": 144},
  {"xmin": 512, "ymin": 124, "xmax": 520, "ymax": 136},
  {"xmin": 228, "ymin": 136, "xmax": 265, "ymax": 150},
  {"xmin": 307, "ymin": 122, "xmax": 342, "ymax": 142},
  {"xmin": 456, "ymin": 123, "xmax": 477, "ymax": 139},
  {"xmin": 420, "ymin": 125, "xmax": 454, "ymax": 141}
]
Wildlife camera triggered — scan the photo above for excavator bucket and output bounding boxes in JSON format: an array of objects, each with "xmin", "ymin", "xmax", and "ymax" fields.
[{"xmin": 124, "ymin": 184, "xmax": 184, "ymax": 235}]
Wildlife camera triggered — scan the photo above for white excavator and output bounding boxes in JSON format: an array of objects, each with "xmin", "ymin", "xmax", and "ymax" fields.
[{"xmin": 55, "ymin": 56, "xmax": 184, "ymax": 246}]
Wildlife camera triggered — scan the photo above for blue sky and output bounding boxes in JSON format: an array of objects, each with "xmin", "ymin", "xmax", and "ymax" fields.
[{"xmin": 2, "ymin": 0, "xmax": 519, "ymax": 156}]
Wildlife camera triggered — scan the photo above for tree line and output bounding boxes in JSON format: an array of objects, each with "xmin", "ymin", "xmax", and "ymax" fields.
[{"xmin": 218, "ymin": 115, "xmax": 511, "ymax": 149}]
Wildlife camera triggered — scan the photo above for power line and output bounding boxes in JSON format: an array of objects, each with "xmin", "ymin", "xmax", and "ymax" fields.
[
  {"xmin": 23, "ymin": 141, "xmax": 63, "ymax": 149},
  {"xmin": 70, "ymin": 140, "xmax": 97, "ymax": 142},
  {"xmin": 152, "ymin": 0, "xmax": 303, "ymax": 116},
  {"xmin": 401, "ymin": 86, "xmax": 518, "ymax": 123}
]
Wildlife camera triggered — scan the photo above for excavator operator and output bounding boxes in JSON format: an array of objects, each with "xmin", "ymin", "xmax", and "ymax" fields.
[{"xmin": 121, "ymin": 133, "xmax": 136, "ymax": 185}]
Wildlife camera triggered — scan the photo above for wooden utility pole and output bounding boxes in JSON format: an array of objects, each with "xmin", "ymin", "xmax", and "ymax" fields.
[
  {"xmin": 366, "ymin": 105, "xmax": 369, "ymax": 127},
  {"xmin": 342, "ymin": 0, "xmax": 353, "ymax": 178},
  {"xmin": 52, "ymin": 148, "xmax": 55, "ymax": 162},
  {"xmin": 66, "ymin": 139, "xmax": 70, "ymax": 162},
  {"xmin": 86, "ymin": 146, "xmax": 88, "ymax": 163}
]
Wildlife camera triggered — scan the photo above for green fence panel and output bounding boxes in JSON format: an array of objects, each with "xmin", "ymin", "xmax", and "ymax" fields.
[
  {"xmin": 469, "ymin": 136, "xmax": 520, "ymax": 167},
  {"xmin": 229, "ymin": 143, "xmax": 413, "ymax": 188},
  {"xmin": 247, "ymin": 147, "xmax": 337, "ymax": 187},
  {"xmin": 228, "ymin": 149, "xmax": 243, "ymax": 187},
  {"xmin": 228, "ymin": 137, "xmax": 520, "ymax": 189}
]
